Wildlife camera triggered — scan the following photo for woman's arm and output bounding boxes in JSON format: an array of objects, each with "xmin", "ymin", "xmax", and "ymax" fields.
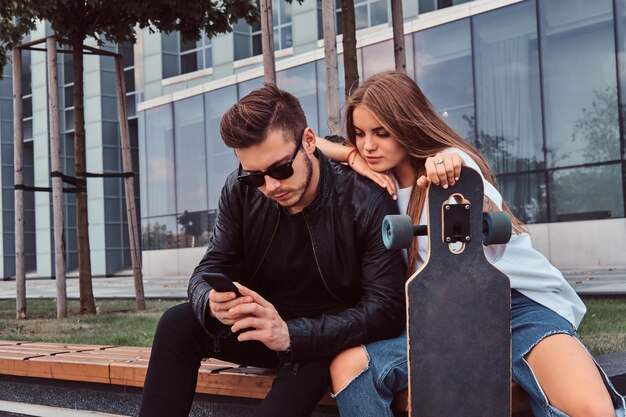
[
  {"xmin": 316, "ymin": 136, "xmax": 353, "ymax": 162},
  {"xmin": 316, "ymin": 136, "xmax": 397, "ymax": 199}
]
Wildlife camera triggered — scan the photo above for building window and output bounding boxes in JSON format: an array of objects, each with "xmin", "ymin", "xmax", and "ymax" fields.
[
  {"xmin": 418, "ymin": 0, "xmax": 474, "ymax": 14},
  {"xmin": 119, "ymin": 43, "xmax": 137, "ymax": 117},
  {"xmin": 354, "ymin": 0, "xmax": 388, "ymax": 29},
  {"xmin": 317, "ymin": 0, "xmax": 388, "ymax": 40},
  {"xmin": 234, "ymin": 0, "xmax": 292, "ymax": 61},
  {"xmin": 22, "ymin": 50, "xmax": 33, "ymax": 140},
  {"xmin": 180, "ymin": 31, "xmax": 212, "ymax": 74},
  {"xmin": 61, "ymin": 51, "xmax": 78, "ymax": 271}
]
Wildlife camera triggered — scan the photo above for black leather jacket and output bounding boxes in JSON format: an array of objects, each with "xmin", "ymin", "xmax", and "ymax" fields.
[{"xmin": 188, "ymin": 152, "xmax": 406, "ymax": 362}]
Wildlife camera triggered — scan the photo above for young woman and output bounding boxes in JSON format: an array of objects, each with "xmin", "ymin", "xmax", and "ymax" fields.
[{"xmin": 316, "ymin": 71, "xmax": 625, "ymax": 417}]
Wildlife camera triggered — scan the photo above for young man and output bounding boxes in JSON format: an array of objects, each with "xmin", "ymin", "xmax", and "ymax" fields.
[{"xmin": 139, "ymin": 84, "xmax": 406, "ymax": 417}]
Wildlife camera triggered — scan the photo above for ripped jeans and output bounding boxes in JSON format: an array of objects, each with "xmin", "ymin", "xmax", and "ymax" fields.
[{"xmin": 333, "ymin": 290, "xmax": 626, "ymax": 417}]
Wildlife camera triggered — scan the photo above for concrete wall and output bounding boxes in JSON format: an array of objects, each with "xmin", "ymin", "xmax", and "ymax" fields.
[
  {"xmin": 143, "ymin": 218, "xmax": 626, "ymax": 277},
  {"xmin": 527, "ymin": 218, "xmax": 626, "ymax": 268},
  {"xmin": 142, "ymin": 247, "xmax": 206, "ymax": 277}
]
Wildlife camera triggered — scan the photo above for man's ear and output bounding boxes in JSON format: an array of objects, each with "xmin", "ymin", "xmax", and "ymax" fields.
[{"xmin": 303, "ymin": 127, "xmax": 317, "ymax": 153}]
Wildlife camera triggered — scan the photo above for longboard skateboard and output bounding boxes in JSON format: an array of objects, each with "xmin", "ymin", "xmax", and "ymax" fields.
[{"xmin": 382, "ymin": 166, "xmax": 512, "ymax": 416}]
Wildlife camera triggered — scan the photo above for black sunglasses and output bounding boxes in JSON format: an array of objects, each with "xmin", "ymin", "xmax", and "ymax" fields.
[{"xmin": 237, "ymin": 129, "xmax": 306, "ymax": 188}]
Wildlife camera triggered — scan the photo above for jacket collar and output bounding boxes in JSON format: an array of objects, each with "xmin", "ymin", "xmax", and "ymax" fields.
[{"xmin": 302, "ymin": 149, "xmax": 331, "ymax": 217}]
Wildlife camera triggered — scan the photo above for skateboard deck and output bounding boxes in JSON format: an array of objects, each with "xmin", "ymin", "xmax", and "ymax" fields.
[{"xmin": 402, "ymin": 167, "xmax": 511, "ymax": 416}]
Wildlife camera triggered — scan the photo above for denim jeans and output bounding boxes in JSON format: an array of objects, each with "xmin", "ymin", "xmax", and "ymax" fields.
[
  {"xmin": 333, "ymin": 291, "xmax": 625, "ymax": 417},
  {"xmin": 333, "ymin": 331, "xmax": 408, "ymax": 417}
]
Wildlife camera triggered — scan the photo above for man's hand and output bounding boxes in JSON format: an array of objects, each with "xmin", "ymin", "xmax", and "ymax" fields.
[
  {"xmin": 208, "ymin": 284, "xmax": 253, "ymax": 325},
  {"xmin": 229, "ymin": 285, "xmax": 290, "ymax": 352}
]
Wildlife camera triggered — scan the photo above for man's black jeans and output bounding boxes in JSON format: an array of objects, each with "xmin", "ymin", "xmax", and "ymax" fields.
[{"xmin": 139, "ymin": 303, "xmax": 332, "ymax": 417}]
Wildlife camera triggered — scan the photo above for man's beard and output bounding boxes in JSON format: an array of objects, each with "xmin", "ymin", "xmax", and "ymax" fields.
[{"xmin": 269, "ymin": 153, "xmax": 312, "ymax": 209}]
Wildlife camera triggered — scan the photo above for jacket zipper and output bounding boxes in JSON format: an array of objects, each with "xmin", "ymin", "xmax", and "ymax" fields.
[
  {"xmin": 249, "ymin": 207, "xmax": 281, "ymax": 282},
  {"xmin": 302, "ymin": 214, "xmax": 344, "ymax": 304}
]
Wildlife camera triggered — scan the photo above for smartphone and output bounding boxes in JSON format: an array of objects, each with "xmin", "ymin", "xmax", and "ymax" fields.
[{"xmin": 201, "ymin": 272, "xmax": 242, "ymax": 297}]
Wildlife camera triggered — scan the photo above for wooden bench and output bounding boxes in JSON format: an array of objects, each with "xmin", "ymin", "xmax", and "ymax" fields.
[{"xmin": 0, "ymin": 340, "xmax": 534, "ymax": 416}]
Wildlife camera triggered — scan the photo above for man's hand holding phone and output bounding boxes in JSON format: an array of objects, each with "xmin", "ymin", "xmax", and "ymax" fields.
[
  {"xmin": 229, "ymin": 285, "xmax": 290, "ymax": 352},
  {"xmin": 204, "ymin": 273, "xmax": 253, "ymax": 325},
  {"xmin": 203, "ymin": 273, "xmax": 290, "ymax": 351}
]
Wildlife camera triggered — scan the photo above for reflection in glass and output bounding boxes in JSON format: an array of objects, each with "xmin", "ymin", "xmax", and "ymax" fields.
[
  {"xmin": 413, "ymin": 19, "xmax": 474, "ymax": 142},
  {"xmin": 138, "ymin": 112, "xmax": 148, "ymax": 219},
  {"xmin": 370, "ymin": 0, "xmax": 388, "ymax": 26},
  {"xmin": 499, "ymin": 172, "xmax": 547, "ymax": 224},
  {"xmin": 21, "ymin": 51, "xmax": 32, "ymax": 96},
  {"xmin": 281, "ymin": 0, "xmax": 292, "ymax": 24},
  {"xmin": 419, "ymin": 0, "xmax": 473, "ymax": 12},
  {"xmin": 175, "ymin": 95, "xmax": 208, "ymax": 213},
  {"xmin": 23, "ymin": 142, "xmax": 36, "ymax": 272},
  {"xmin": 549, "ymin": 164, "xmax": 624, "ymax": 221},
  {"xmin": 176, "ymin": 209, "xmax": 215, "ymax": 247},
  {"xmin": 234, "ymin": 31, "xmax": 252, "ymax": 61},
  {"xmin": 282, "ymin": 26, "xmax": 293, "ymax": 49},
  {"xmin": 619, "ymin": 0, "xmax": 626, "ymax": 142},
  {"xmin": 238, "ymin": 77, "xmax": 264, "ymax": 99},
  {"xmin": 145, "ymin": 105, "xmax": 176, "ymax": 217},
  {"xmin": 141, "ymin": 219, "xmax": 150, "ymax": 250},
  {"xmin": 181, "ymin": 52, "xmax": 199, "ymax": 74},
  {"xmin": 277, "ymin": 63, "xmax": 319, "ymax": 133},
  {"xmin": 473, "ymin": 0, "xmax": 544, "ymax": 174},
  {"xmin": 355, "ymin": 4, "xmax": 368, "ymax": 29},
  {"xmin": 540, "ymin": 0, "xmax": 619, "ymax": 167},
  {"xmin": 361, "ymin": 40, "xmax": 394, "ymax": 80},
  {"xmin": 143, "ymin": 216, "xmax": 178, "ymax": 250},
  {"xmin": 205, "ymin": 86, "xmax": 239, "ymax": 208},
  {"xmin": 315, "ymin": 56, "xmax": 346, "ymax": 138}
]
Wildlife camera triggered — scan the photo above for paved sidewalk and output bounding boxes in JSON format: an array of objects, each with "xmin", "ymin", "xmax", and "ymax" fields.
[
  {"xmin": 0, "ymin": 275, "xmax": 188, "ymax": 300},
  {"xmin": 0, "ymin": 267, "xmax": 625, "ymax": 299},
  {"xmin": 561, "ymin": 266, "xmax": 626, "ymax": 296}
]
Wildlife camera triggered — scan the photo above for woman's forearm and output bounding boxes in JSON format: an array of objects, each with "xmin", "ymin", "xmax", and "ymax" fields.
[{"xmin": 316, "ymin": 136, "xmax": 354, "ymax": 163}]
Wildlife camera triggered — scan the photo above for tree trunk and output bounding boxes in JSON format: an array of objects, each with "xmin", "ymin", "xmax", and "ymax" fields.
[
  {"xmin": 13, "ymin": 47, "xmax": 26, "ymax": 320},
  {"xmin": 115, "ymin": 55, "xmax": 145, "ymax": 311},
  {"xmin": 322, "ymin": 0, "xmax": 340, "ymax": 134},
  {"xmin": 72, "ymin": 39, "xmax": 96, "ymax": 315},
  {"xmin": 48, "ymin": 37, "xmax": 68, "ymax": 319},
  {"xmin": 260, "ymin": 0, "xmax": 276, "ymax": 84},
  {"xmin": 341, "ymin": 0, "xmax": 359, "ymax": 99},
  {"xmin": 391, "ymin": 0, "xmax": 406, "ymax": 73}
]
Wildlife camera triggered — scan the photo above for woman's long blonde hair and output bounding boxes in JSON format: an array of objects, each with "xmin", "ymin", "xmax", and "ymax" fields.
[{"xmin": 345, "ymin": 71, "xmax": 525, "ymax": 276}]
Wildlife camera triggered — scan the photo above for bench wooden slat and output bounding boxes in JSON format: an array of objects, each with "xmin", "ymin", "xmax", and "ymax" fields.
[
  {"xmin": 0, "ymin": 341, "xmax": 531, "ymax": 414},
  {"xmin": 14, "ymin": 342, "xmax": 114, "ymax": 351}
]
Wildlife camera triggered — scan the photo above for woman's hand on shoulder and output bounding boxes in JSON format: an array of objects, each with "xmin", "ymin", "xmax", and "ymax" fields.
[
  {"xmin": 417, "ymin": 152, "xmax": 464, "ymax": 190},
  {"xmin": 349, "ymin": 151, "xmax": 398, "ymax": 200}
]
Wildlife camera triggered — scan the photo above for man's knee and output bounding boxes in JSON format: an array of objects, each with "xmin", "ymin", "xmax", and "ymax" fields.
[
  {"xmin": 153, "ymin": 303, "xmax": 202, "ymax": 347},
  {"xmin": 330, "ymin": 346, "xmax": 368, "ymax": 393}
]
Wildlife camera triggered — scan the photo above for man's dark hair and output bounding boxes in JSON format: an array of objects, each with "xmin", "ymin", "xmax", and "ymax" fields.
[{"xmin": 220, "ymin": 83, "xmax": 307, "ymax": 148}]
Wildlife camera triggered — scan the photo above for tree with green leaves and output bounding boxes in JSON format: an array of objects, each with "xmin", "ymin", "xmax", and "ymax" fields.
[{"xmin": 1, "ymin": 0, "xmax": 258, "ymax": 315}]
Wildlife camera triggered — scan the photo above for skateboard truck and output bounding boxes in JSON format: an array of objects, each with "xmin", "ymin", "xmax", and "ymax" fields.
[
  {"xmin": 381, "ymin": 206, "xmax": 511, "ymax": 250},
  {"xmin": 443, "ymin": 202, "xmax": 471, "ymax": 244}
]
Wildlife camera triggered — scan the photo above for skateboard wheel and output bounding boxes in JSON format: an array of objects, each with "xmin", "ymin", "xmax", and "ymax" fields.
[
  {"xmin": 382, "ymin": 215, "xmax": 414, "ymax": 250},
  {"xmin": 482, "ymin": 212, "xmax": 512, "ymax": 245}
]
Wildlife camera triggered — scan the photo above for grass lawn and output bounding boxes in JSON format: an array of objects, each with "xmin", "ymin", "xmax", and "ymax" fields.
[
  {"xmin": 0, "ymin": 298, "xmax": 181, "ymax": 347},
  {"xmin": 578, "ymin": 297, "xmax": 626, "ymax": 356},
  {"xmin": 0, "ymin": 297, "xmax": 624, "ymax": 356}
]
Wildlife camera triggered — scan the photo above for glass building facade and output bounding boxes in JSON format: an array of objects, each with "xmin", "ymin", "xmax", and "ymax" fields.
[
  {"xmin": 0, "ymin": 23, "xmax": 138, "ymax": 278},
  {"xmin": 1, "ymin": 0, "xmax": 625, "ymax": 278},
  {"xmin": 139, "ymin": 0, "xmax": 626, "ymax": 254}
]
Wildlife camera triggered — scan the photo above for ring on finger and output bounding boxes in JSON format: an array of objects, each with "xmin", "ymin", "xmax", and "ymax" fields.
[{"xmin": 435, "ymin": 158, "xmax": 445, "ymax": 165}]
